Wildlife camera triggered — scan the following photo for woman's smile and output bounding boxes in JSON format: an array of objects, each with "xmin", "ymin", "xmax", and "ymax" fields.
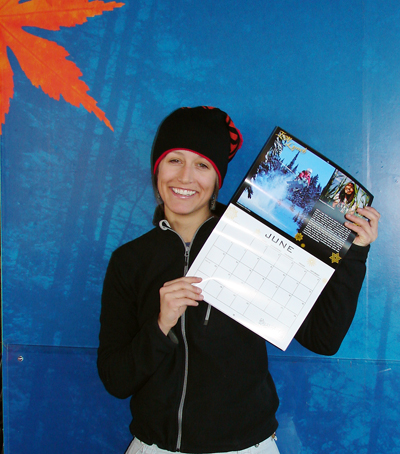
[{"xmin": 171, "ymin": 187, "xmax": 197, "ymax": 197}]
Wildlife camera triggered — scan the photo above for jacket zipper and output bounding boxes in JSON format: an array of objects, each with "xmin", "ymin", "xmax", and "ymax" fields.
[
  {"xmin": 159, "ymin": 218, "xmax": 213, "ymax": 451},
  {"xmin": 176, "ymin": 244, "xmax": 190, "ymax": 452}
]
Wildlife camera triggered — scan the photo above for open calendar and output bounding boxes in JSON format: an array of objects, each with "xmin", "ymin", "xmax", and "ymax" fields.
[{"xmin": 188, "ymin": 127, "xmax": 373, "ymax": 350}]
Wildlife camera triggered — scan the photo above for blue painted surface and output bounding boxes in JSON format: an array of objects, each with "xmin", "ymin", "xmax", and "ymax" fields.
[
  {"xmin": 3, "ymin": 346, "xmax": 399, "ymax": 454},
  {"xmin": 3, "ymin": 345, "xmax": 131, "ymax": 454},
  {"xmin": 1, "ymin": 0, "xmax": 399, "ymax": 452}
]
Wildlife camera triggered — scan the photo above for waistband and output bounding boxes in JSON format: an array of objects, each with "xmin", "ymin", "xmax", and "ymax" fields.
[{"xmin": 126, "ymin": 434, "xmax": 279, "ymax": 454}]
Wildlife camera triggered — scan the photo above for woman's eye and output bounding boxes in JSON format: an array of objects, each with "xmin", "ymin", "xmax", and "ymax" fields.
[{"xmin": 198, "ymin": 162, "xmax": 209, "ymax": 169}]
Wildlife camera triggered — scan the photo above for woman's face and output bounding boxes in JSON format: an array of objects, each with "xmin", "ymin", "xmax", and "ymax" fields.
[
  {"xmin": 157, "ymin": 149, "xmax": 218, "ymax": 223},
  {"xmin": 345, "ymin": 183, "xmax": 354, "ymax": 194}
]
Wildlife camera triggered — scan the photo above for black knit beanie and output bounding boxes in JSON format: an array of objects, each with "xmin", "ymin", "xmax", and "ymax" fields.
[{"xmin": 152, "ymin": 106, "xmax": 243, "ymax": 188}]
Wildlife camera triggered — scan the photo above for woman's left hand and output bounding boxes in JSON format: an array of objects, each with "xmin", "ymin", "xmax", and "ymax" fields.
[{"xmin": 345, "ymin": 206, "xmax": 380, "ymax": 247}]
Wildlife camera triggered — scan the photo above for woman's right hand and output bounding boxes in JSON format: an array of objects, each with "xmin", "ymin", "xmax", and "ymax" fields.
[{"xmin": 158, "ymin": 276, "xmax": 203, "ymax": 335}]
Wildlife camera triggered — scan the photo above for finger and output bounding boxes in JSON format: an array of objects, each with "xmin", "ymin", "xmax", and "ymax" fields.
[
  {"xmin": 344, "ymin": 217, "xmax": 371, "ymax": 237},
  {"xmin": 161, "ymin": 282, "xmax": 204, "ymax": 300},
  {"xmin": 345, "ymin": 218, "xmax": 377, "ymax": 246},
  {"xmin": 163, "ymin": 276, "xmax": 202, "ymax": 288},
  {"xmin": 354, "ymin": 206, "xmax": 381, "ymax": 223},
  {"xmin": 161, "ymin": 282, "xmax": 203, "ymax": 299},
  {"xmin": 162, "ymin": 287, "xmax": 204, "ymax": 303},
  {"xmin": 160, "ymin": 286, "xmax": 204, "ymax": 309},
  {"xmin": 347, "ymin": 208, "xmax": 380, "ymax": 234},
  {"xmin": 359, "ymin": 206, "xmax": 380, "ymax": 216},
  {"xmin": 173, "ymin": 298, "xmax": 200, "ymax": 309},
  {"xmin": 345, "ymin": 212, "xmax": 369, "ymax": 226},
  {"xmin": 345, "ymin": 208, "xmax": 379, "ymax": 230},
  {"xmin": 345, "ymin": 221, "xmax": 367, "ymax": 236}
]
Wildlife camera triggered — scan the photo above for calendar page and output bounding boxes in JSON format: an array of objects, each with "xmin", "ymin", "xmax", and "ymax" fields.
[
  {"xmin": 189, "ymin": 204, "xmax": 334, "ymax": 350},
  {"xmin": 188, "ymin": 127, "xmax": 373, "ymax": 350}
]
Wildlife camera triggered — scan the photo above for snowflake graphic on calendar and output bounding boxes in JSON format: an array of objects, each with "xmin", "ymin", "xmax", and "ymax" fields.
[{"xmin": 225, "ymin": 205, "xmax": 238, "ymax": 220}]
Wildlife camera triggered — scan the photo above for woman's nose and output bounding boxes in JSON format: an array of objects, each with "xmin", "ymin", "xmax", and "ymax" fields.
[{"xmin": 178, "ymin": 164, "xmax": 193, "ymax": 182}]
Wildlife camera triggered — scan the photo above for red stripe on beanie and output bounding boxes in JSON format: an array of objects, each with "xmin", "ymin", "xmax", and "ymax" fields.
[
  {"xmin": 226, "ymin": 115, "xmax": 243, "ymax": 161},
  {"xmin": 201, "ymin": 106, "xmax": 243, "ymax": 160}
]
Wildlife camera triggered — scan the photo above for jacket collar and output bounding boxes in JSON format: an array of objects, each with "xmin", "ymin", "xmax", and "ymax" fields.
[{"xmin": 152, "ymin": 202, "xmax": 227, "ymax": 227}]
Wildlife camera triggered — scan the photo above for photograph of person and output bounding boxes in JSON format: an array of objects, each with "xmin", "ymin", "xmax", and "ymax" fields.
[
  {"xmin": 320, "ymin": 170, "xmax": 371, "ymax": 216},
  {"xmin": 332, "ymin": 182, "xmax": 356, "ymax": 211}
]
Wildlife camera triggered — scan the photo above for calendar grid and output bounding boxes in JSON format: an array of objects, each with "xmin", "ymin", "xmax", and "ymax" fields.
[{"xmin": 189, "ymin": 204, "xmax": 334, "ymax": 350}]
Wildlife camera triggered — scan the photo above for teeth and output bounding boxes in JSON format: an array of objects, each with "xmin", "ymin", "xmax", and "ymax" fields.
[{"xmin": 172, "ymin": 188, "xmax": 196, "ymax": 196}]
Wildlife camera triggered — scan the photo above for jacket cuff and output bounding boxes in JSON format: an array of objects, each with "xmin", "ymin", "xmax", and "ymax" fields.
[
  {"xmin": 347, "ymin": 243, "xmax": 370, "ymax": 261},
  {"xmin": 147, "ymin": 314, "xmax": 180, "ymax": 348}
]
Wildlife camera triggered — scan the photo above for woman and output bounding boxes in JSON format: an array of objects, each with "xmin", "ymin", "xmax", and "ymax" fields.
[
  {"xmin": 97, "ymin": 106, "xmax": 380, "ymax": 454},
  {"xmin": 332, "ymin": 182, "xmax": 356, "ymax": 212}
]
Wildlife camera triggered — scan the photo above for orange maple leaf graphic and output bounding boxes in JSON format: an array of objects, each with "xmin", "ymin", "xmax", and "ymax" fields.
[{"xmin": 0, "ymin": 0, "xmax": 125, "ymax": 134}]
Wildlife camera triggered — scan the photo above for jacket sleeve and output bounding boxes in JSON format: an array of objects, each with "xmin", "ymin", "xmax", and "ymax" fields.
[
  {"xmin": 97, "ymin": 250, "xmax": 178, "ymax": 399},
  {"xmin": 294, "ymin": 244, "xmax": 369, "ymax": 355}
]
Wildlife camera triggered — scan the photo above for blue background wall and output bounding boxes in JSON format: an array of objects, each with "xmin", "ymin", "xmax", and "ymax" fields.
[{"xmin": 1, "ymin": 1, "xmax": 399, "ymax": 453}]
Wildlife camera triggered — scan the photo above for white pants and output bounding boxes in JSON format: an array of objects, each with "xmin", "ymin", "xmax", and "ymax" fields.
[{"xmin": 125, "ymin": 435, "xmax": 280, "ymax": 454}]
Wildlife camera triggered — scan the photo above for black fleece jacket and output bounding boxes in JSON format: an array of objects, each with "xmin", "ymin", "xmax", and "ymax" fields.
[{"xmin": 97, "ymin": 207, "xmax": 369, "ymax": 453}]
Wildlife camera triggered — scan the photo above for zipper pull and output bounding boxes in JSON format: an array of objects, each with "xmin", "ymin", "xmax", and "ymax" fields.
[
  {"xmin": 183, "ymin": 246, "xmax": 190, "ymax": 275},
  {"xmin": 204, "ymin": 304, "xmax": 212, "ymax": 325}
]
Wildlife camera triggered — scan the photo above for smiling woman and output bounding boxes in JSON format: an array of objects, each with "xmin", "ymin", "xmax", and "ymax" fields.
[
  {"xmin": 150, "ymin": 106, "xmax": 242, "ymax": 243},
  {"xmin": 97, "ymin": 106, "xmax": 379, "ymax": 454},
  {"xmin": 156, "ymin": 149, "xmax": 218, "ymax": 242},
  {"xmin": 97, "ymin": 107, "xmax": 287, "ymax": 454}
]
